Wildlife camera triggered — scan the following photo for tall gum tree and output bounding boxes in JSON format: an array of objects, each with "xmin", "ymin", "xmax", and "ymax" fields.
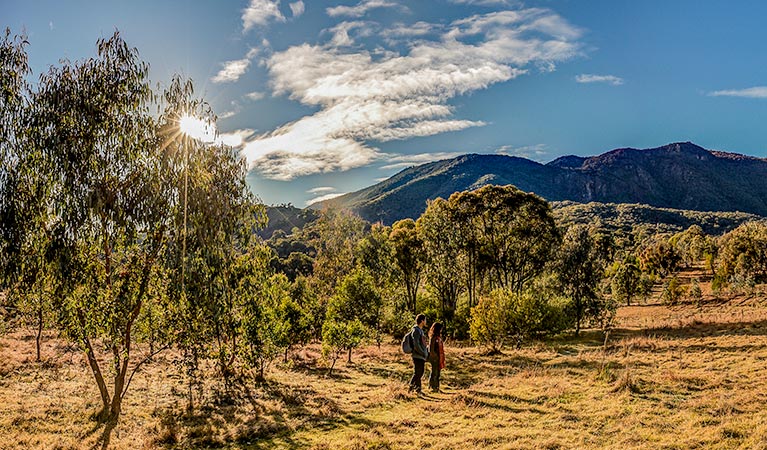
[{"xmin": 32, "ymin": 33, "xmax": 173, "ymax": 438}]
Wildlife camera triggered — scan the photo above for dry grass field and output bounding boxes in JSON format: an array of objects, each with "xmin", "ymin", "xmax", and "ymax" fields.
[{"xmin": 3, "ymin": 279, "xmax": 767, "ymax": 449}]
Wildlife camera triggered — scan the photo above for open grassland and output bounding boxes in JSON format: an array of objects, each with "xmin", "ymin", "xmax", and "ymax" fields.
[{"xmin": 4, "ymin": 288, "xmax": 767, "ymax": 448}]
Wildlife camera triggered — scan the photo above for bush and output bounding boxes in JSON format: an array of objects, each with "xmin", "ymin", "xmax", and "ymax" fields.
[
  {"xmin": 661, "ymin": 277, "xmax": 686, "ymax": 305},
  {"xmin": 688, "ymin": 279, "xmax": 703, "ymax": 305},
  {"xmin": 470, "ymin": 289, "xmax": 569, "ymax": 352},
  {"xmin": 321, "ymin": 318, "xmax": 366, "ymax": 375}
]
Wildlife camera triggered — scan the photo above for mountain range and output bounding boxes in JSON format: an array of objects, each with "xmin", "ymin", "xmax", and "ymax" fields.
[{"xmin": 313, "ymin": 142, "xmax": 767, "ymax": 225}]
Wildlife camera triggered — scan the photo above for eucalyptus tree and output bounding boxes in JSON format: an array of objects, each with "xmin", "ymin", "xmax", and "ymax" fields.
[
  {"xmin": 324, "ymin": 268, "xmax": 382, "ymax": 360},
  {"xmin": 717, "ymin": 221, "xmax": 767, "ymax": 285},
  {"xmin": 32, "ymin": 33, "xmax": 172, "ymax": 429},
  {"xmin": 556, "ymin": 225, "xmax": 605, "ymax": 335},
  {"xmin": 389, "ymin": 219, "xmax": 425, "ymax": 314},
  {"xmin": 462, "ymin": 185, "xmax": 560, "ymax": 293},
  {"xmin": 309, "ymin": 209, "xmax": 368, "ymax": 298},
  {"xmin": 610, "ymin": 255, "xmax": 641, "ymax": 306},
  {"xmin": 157, "ymin": 75, "xmax": 266, "ymax": 398},
  {"xmin": 0, "ymin": 29, "xmax": 55, "ymax": 359},
  {"xmin": 417, "ymin": 198, "xmax": 465, "ymax": 321}
]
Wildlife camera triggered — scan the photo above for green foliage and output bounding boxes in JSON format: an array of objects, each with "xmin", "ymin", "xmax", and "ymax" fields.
[
  {"xmin": 670, "ymin": 225, "xmax": 709, "ymax": 267},
  {"xmin": 0, "ymin": 31, "xmax": 268, "ymax": 425},
  {"xmin": 470, "ymin": 289, "xmax": 569, "ymax": 352},
  {"xmin": 554, "ymin": 201, "xmax": 762, "ymax": 237},
  {"xmin": 321, "ymin": 318, "xmax": 366, "ymax": 375},
  {"xmin": 290, "ymin": 276, "xmax": 323, "ymax": 339},
  {"xmin": 417, "ymin": 198, "xmax": 465, "ymax": 321},
  {"xmin": 308, "ymin": 209, "xmax": 368, "ymax": 297},
  {"xmin": 639, "ymin": 238, "xmax": 681, "ymax": 278},
  {"xmin": 688, "ymin": 279, "xmax": 703, "ymax": 305},
  {"xmin": 236, "ymin": 250, "xmax": 291, "ymax": 381},
  {"xmin": 661, "ymin": 277, "xmax": 686, "ymax": 305},
  {"xmin": 610, "ymin": 256, "xmax": 641, "ymax": 306},
  {"xmin": 716, "ymin": 222, "xmax": 767, "ymax": 287},
  {"xmin": 450, "ymin": 185, "xmax": 561, "ymax": 293},
  {"xmin": 326, "ymin": 269, "xmax": 382, "ymax": 352},
  {"xmin": 389, "ymin": 219, "xmax": 425, "ymax": 314},
  {"xmin": 29, "ymin": 32, "xmax": 171, "ymax": 423},
  {"xmin": 555, "ymin": 225, "xmax": 605, "ymax": 335}
]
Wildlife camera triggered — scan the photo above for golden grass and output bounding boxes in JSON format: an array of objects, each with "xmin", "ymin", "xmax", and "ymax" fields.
[{"xmin": 4, "ymin": 280, "xmax": 767, "ymax": 448}]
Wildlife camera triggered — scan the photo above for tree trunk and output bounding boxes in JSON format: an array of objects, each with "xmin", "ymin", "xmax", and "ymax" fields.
[
  {"xmin": 347, "ymin": 347, "xmax": 352, "ymax": 364},
  {"xmin": 35, "ymin": 308, "xmax": 43, "ymax": 362},
  {"xmin": 327, "ymin": 357, "xmax": 336, "ymax": 376},
  {"xmin": 77, "ymin": 310, "xmax": 111, "ymax": 421}
]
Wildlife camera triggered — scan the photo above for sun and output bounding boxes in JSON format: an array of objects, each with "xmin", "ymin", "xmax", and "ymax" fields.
[{"xmin": 179, "ymin": 114, "xmax": 216, "ymax": 142}]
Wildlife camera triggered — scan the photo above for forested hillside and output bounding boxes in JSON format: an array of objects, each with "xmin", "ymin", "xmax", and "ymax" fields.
[{"xmin": 315, "ymin": 143, "xmax": 767, "ymax": 224}]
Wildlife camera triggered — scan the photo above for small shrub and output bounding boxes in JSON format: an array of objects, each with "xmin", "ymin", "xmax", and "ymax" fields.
[
  {"xmin": 688, "ymin": 279, "xmax": 703, "ymax": 305},
  {"xmin": 661, "ymin": 277, "xmax": 686, "ymax": 305},
  {"xmin": 470, "ymin": 289, "xmax": 570, "ymax": 352}
]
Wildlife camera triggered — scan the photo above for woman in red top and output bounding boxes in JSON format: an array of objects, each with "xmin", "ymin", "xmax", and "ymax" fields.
[{"xmin": 428, "ymin": 322, "xmax": 445, "ymax": 392}]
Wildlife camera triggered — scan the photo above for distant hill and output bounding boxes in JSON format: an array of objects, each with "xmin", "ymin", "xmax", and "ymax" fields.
[
  {"xmin": 258, "ymin": 205, "xmax": 319, "ymax": 239},
  {"xmin": 552, "ymin": 201, "xmax": 763, "ymax": 236},
  {"xmin": 313, "ymin": 142, "xmax": 767, "ymax": 224}
]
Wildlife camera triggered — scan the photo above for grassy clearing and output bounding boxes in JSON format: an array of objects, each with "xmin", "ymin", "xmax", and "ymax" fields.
[{"xmin": 4, "ymin": 282, "xmax": 767, "ymax": 448}]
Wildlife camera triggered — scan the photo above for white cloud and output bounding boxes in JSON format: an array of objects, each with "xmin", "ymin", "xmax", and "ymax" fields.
[
  {"xmin": 212, "ymin": 59, "xmax": 252, "ymax": 83},
  {"xmin": 246, "ymin": 91, "xmax": 266, "ymax": 101},
  {"xmin": 449, "ymin": 0, "xmax": 515, "ymax": 5},
  {"xmin": 382, "ymin": 21, "xmax": 439, "ymax": 38},
  {"xmin": 289, "ymin": 1, "xmax": 305, "ymax": 17},
  {"xmin": 211, "ymin": 48, "xmax": 260, "ymax": 84},
  {"xmin": 215, "ymin": 129, "xmax": 256, "ymax": 148},
  {"xmin": 306, "ymin": 192, "xmax": 346, "ymax": 206},
  {"xmin": 575, "ymin": 73, "xmax": 624, "ymax": 86},
  {"xmin": 495, "ymin": 143, "xmax": 548, "ymax": 160},
  {"xmin": 327, "ymin": 0, "xmax": 404, "ymax": 18},
  {"xmin": 327, "ymin": 21, "xmax": 374, "ymax": 47},
  {"xmin": 708, "ymin": 86, "xmax": 767, "ymax": 99},
  {"xmin": 307, "ymin": 186, "xmax": 337, "ymax": 194},
  {"xmin": 379, "ymin": 151, "xmax": 466, "ymax": 170},
  {"xmin": 242, "ymin": 0, "xmax": 285, "ymax": 32},
  {"xmin": 241, "ymin": 7, "xmax": 583, "ymax": 180}
]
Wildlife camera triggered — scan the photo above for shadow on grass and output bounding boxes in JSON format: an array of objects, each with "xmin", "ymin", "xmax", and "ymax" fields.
[
  {"xmin": 612, "ymin": 319, "xmax": 767, "ymax": 341},
  {"xmin": 150, "ymin": 376, "xmax": 348, "ymax": 449}
]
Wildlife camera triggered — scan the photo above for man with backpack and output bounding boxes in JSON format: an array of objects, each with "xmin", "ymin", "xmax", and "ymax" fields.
[{"xmin": 404, "ymin": 314, "xmax": 429, "ymax": 393}]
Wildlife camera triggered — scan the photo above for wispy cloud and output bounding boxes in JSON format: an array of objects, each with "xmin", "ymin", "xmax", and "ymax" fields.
[
  {"xmin": 242, "ymin": 0, "xmax": 286, "ymax": 32},
  {"xmin": 216, "ymin": 129, "xmax": 256, "ymax": 148},
  {"xmin": 708, "ymin": 86, "xmax": 767, "ymax": 99},
  {"xmin": 575, "ymin": 74, "xmax": 624, "ymax": 86},
  {"xmin": 289, "ymin": 1, "xmax": 305, "ymax": 17},
  {"xmin": 448, "ymin": 0, "xmax": 516, "ymax": 6},
  {"xmin": 246, "ymin": 91, "xmax": 266, "ymax": 101},
  {"xmin": 326, "ymin": 0, "xmax": 405, "ymax": 18},
  {"xmin": 327, "ymin": 21, "xmax": 375, "ymax": 47},
  {"xmin": 241, "ymin": 7, "xmax": 583, "ymax": 180},
  {"xmin": 212, "ymin": 59, "xmax": 251, "ymax": 83},
  {"xmin": 306, "ymin": 192, "xmax": 345, "ymax": 206},
  {"xmin": 382, "ymin": 21, "xmax": 439, "ymax": 38},
  {"xmin": 212, "ymin": 48, "xmax": 260, "ymax": 84},
  {"xmin": 307, "ymin": 186, "xmax": 337, "ymax": 194},
  {"xmin": 495, "ymin": 143, "xmax": 548, "ymax": 160},
  {"xmin": 379, "ymin": 152, "xmax": 466, "ymax": 170}
]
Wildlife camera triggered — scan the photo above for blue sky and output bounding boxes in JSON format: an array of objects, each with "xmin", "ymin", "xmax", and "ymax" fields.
[{"xmin": 5, "ymin": 0, "xmax": 767, "ymax": 206}]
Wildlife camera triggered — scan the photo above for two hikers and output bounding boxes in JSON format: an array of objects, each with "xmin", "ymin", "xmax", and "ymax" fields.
[
  {"xmin": 408, "ymin": 314, "xmax": 428, "ymax": 393},
  {"xmin": 406, "ymin": 314, "xmax": 445, "ymax": 393}
]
